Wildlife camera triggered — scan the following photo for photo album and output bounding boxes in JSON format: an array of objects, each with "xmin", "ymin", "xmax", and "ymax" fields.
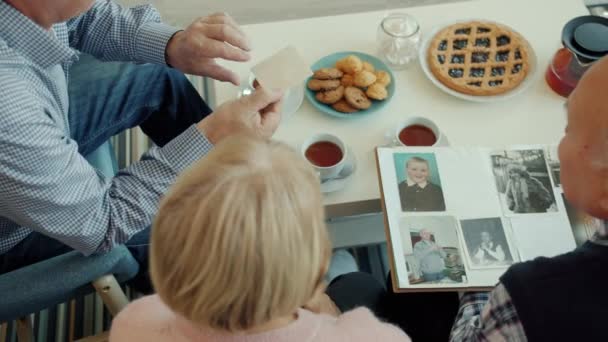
[{"xmin": 375, "ymin": 145, "xmax": 601, "ymax": 292}]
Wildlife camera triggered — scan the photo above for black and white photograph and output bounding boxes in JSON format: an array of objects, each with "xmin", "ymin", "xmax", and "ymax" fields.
[
  {"xmin": 563, "ymin": 194, "xmax": 601, "ymax": 247},
  {"xmin": 399, "ymin": 216, "xmax": 467, "ymax": 285},
  {"xmin": 491, "ymin": 149, "xmax": 557, "ymax": 215},
  {"xmin": 460, "ymin": 218, "xmax": 515, "ymax": 268},
  {"xmin": 546, "ymin": 147, "xmax": 561, "ymax": 187},
  {"xmin": 393, "ymin": 153, "xmax": 446, "ymax": 213}
]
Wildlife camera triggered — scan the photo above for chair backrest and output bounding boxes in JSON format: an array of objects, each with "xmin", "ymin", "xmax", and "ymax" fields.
[{"xmin": 0, "ymin": 141, "xmax": 138, "ymax": 322}]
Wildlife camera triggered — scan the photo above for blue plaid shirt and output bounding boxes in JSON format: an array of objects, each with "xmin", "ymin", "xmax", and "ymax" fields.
[{"xmin": 0, "ymin": 1, "xmax": 213, "ymax": 255}]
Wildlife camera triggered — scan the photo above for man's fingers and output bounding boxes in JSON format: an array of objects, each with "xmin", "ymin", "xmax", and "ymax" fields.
[
  {"xmin": 202, "ymin": 23, "xmax": 251, "ymax": 52},
  {"xmin": 201, "ymin": 13, "xmax": 249, "ymax": 46},
  {"xmin": 201, "ymin": 62, "xmax": 240, "ymax": 85},
  {"xmin": 241, "ymin": 87, "xmax": 284, "ymax": 112},
  {"xmin": 202, "ymin": 39, "xmax": 250, "ymax": 62},
  {"xmin": 260, "ymin": 98, "xmax": 283, "ymax": 115}
]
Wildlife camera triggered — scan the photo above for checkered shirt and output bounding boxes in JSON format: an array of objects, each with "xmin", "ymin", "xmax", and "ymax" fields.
[
  {"xmin": 0, "ymin": 0, "xmax": 213, "ymax": 256},
  {"xmin": 450, "ymin": 285, "xmax": 526, "ymax": 342},
  {"xmin": 451, "ymin": 231, "xmax": 608, "ymax": 341}
]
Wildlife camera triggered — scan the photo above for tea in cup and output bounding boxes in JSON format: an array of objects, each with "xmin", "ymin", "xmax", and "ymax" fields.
[
  {"xmin": 395, "ymin": 117, "xmax": 446, "ymax": 147},
  {"xmin": 301, "ymin": 134, "xmax": 347, "ymax": 180}
]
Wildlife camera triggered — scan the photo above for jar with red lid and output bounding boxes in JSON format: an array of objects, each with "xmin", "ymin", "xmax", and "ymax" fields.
[{"xmin": 546, "ymin": 16, "xmax": 608, "ymax": 97}]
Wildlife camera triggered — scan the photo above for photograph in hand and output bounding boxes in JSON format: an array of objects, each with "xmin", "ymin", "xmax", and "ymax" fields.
[
  {"xmin": 490, "ymin": 149, "xmax": 557, "ymax": 215},
  {"xmin": 460, "ymin": 218, "xmax": 516, "ymax": 269},
  {"xmin": 399, "ymin": 216, "xmax": 466, "ymax": 285}
]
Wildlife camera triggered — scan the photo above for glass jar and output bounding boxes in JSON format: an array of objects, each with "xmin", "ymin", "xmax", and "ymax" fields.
[
  {"xmin": 377, "ymin": 13, "xmax": 421, "ymax": 70},
  {"xmin": 546, "ymin": 16, "xmax": 608, "ymax": 97}
]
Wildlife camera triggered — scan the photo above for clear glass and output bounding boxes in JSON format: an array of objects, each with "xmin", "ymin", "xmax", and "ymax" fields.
[{"xmin": 377, "ymin": 13, "xmax": 421, "ymax": 70}]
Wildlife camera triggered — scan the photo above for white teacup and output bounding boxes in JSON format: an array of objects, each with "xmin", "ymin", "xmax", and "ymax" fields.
[
  {"xmin": 395, "ymin": 116, "xmax": 448, "ymax": 147},
  {"xmin": 238, "ymin": 73, "xmax": 304, "ymax": 121},
  {"xmin": 301, "ymin": 133, "xmax": 347, "ymax": 180}
]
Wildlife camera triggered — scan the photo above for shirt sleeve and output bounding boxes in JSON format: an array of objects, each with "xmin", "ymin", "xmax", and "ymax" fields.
[
  {"xmin": 0, "ymin": 77, "xmax": 212, "ymax": 255},
  {"xmin": 449, "ymin": 284, "xmax": 527, "ymax": 341},
  {"xmin": 67, "ymin": 0, "xmax": 180, "ymax": 65}
]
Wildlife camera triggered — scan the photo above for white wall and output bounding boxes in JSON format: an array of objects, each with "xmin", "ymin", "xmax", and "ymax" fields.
[{"xmin": 116, "ymin": 0, "xmax": 469, "ymax": 26}]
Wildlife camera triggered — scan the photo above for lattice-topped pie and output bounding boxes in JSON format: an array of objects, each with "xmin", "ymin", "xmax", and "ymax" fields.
[{"xmin": 427, "ymin": 21, "xmax": 531, "ymax": 96}]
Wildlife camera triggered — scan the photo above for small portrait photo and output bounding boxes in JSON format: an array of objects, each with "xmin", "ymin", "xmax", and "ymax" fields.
[
  {"xmin": 393, "ymin": 153, "xmax": 446, "ymax": 212},
  {"xmin": 491, "ymin": 149, "xmax": 557, "ymax": 215},
  {"xmin": 460, "ymin": 218, "xmax": 515, "ymax": 269},
  {"xmin": 545, "ymin": 147, "xmax": 561, "ymax": 188},
  {"xmin": 399, "ymin": 216, "xmax": 467, "ymax": 285},
  {"xmin": 563, "ymin": 194, "xmax": 602, "ymax": 247}
]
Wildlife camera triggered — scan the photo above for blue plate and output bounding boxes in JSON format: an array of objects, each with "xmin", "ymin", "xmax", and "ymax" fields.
[{"xmin": 306, "ymin": 51, "xmax": 395, "ymax": 119}]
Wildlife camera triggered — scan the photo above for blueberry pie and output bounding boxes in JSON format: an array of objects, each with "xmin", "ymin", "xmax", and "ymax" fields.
[{"xmin": 428, "ymin": 21, "xmax": 531, "ymax": 96}]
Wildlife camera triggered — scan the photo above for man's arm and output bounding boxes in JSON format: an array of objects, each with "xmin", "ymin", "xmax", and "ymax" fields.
[
  {"xmin": 0, "ymin": 76, "xmax": 211, "ymax": 255},
  {"xmin": 450, "ymin": 284, "xmax": 527, "ymax": 341},
  {"xmin": 67, "ymin": 0, "xmax": 178, "ymax": 65}
]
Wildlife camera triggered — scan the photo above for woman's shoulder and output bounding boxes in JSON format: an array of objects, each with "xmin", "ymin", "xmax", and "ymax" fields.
[
  {"xmin": 317, "ymin": 308, "xmax": 410, "ymax": 341},
  {"xmin": 110, "ymin": 295, "xmax": 178, "ymax": 342}
]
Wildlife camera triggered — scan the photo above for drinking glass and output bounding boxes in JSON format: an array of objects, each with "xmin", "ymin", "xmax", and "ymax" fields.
[{"xmin": 377, "ymin": 13, "xmax": 421, "ymax": 70}]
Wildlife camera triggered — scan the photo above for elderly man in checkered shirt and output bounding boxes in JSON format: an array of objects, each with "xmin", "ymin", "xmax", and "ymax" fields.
[
  {"xmin": 383, "ymin": 57, "xmax": 608, "ymax": 342},
  {"xmin": 448, "ymin": 56, "xmax": 608, "ymax": 341},
  {"xmin": 0, "ymin": 0, "xmax": 283, "ymax": 292}
]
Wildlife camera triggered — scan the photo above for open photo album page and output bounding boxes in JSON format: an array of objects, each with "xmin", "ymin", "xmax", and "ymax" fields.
[{"xmin": 376, "ymin": 146, "xmax": 577, "ymax": 291}]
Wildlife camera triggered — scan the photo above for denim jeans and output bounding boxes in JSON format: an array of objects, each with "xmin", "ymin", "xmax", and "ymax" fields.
[{"xmin": 0, "ymin": 54, "xmax": 211, "ymax": 293}]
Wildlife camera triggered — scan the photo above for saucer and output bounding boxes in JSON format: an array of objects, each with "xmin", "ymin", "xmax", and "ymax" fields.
[{"xmin": 320, "ymin": 146, "xmax": 357, "ymax": 194}]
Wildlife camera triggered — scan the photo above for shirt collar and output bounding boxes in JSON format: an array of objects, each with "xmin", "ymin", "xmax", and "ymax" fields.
[
  {"xmin": 407, "ymin": 179, "xmax": 428, "ymax": 188},
  {"xmin": 0, "ymin": 1, "xmax": 76, "ymax": 68}
]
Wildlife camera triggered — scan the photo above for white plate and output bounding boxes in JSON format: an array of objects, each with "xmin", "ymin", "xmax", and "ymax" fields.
[
  {"xmin": 320, "ymin": 147, "xmax": 357, "ymax": 194},
  {"xmin": 418, "ymin": 19, "xmax": 538, "ymax": 103}
]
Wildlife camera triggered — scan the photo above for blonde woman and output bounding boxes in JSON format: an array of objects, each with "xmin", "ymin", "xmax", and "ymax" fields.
[{"xmin": 110, "ymin": 136, "xmax": 410, "ymax": 342}]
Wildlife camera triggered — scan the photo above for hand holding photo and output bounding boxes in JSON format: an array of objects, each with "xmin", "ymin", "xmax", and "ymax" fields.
[
  {"xmin": 252, "ymin": 45, "xmax": 312, "ymax": 90},
  {"xmin": 394, "ymin": 153, "xmax": 446, "ymax": 212}
]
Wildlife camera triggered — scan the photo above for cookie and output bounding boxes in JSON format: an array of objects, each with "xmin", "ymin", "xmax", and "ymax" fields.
[
  {"xmin": 332, "ymin": 99, "xmax": 359, "ymax": 113},
  {"xmin": 307, "ymin": 79, "xmax": 340, "ymax": 91},
  {"xmin": 336, "ymin": 55, "xmax": 363, "ymax": 74},
  {"xmin": 375, "ymin": 71, "xmax": 391, "ymax": 87},
  {"xmin": 366, "ymin": 83, "xmax": 388, "ymax": 100},
  {"xmin": 354, "ymin": 71, "xmax": 377, "ymax": 88},
  {"xmin": 315, "ymin": 86, "xmax": 344, "ymax": 105},
  {"xmin": 344, "ymin": 86, "xmax": 372, "ymax": 110},
  {"xmin": 341, "ymin": 74, "xmax": 354, "ymax": 87},
  {"xmin": 362, "ymin": 62, "xmax": 375, "ymax": 73},
  {"xmin": 313, "ymin": 68, "xmax": 344, "ymax": 80}
]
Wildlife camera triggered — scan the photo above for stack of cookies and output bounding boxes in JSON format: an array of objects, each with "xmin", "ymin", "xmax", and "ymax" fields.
[{"xmin": 308, "ymin": 55, "xmax": 391, "ymax": 113}]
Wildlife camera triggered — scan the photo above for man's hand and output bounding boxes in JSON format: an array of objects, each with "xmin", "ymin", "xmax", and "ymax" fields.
[
  {"xmin": 197, "ymin": 87, "xmax": 283, "ymax": 144},
  {"xmin": 304, "ymin": 292, "xmax": 341, "ymax": 317},
  {"xmin": 166, "ymin": 13, "xmax": 251, "ymax": 85}
]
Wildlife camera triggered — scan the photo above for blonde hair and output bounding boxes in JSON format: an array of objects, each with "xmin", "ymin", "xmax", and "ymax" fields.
[{"xmin": 150, "ymin": 135, "xmax": 331, "ymax": 332}]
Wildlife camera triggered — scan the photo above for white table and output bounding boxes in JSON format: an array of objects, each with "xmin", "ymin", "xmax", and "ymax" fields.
[{"xmin": 211, "ymin": 0, "xmax": 588, "ymax": 220}]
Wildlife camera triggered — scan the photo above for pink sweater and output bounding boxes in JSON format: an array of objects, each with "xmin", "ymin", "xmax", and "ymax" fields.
[{"xmin": 110, "ymin": 295, "xmax": 411, "ymax": 342}]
